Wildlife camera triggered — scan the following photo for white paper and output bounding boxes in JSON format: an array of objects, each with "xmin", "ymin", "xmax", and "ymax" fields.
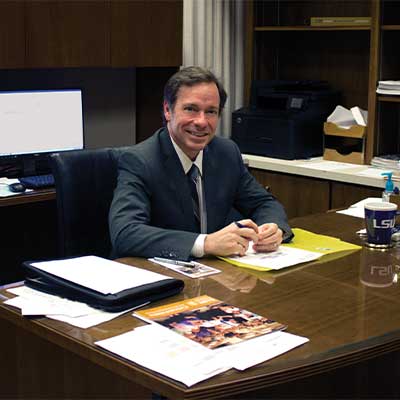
[
  {"xmin": 96, "ymin": 324, "xmax": 309, "ymax": 386},
  {"xmin": 294, "ymin": 161, "xmax": 355, "ymax": 171},
  {"xmin": 356, "ymin": 168, "xmax": 391, "ymax": 178},
  {"xmin": 336, "ymin": 197, "xmax": 382, "ymax": 219},
  {"xmin": 225, "ymin": 246, "xmax": 322, "ymax": 270},
  {"xmin": 30, "ymin": 255, "xmax": 171, "ymax": 295},
  {"xmin": 96, "ymin": 324, "xmax": 231, "ymax": 387},
  {"xmin": 327, "ymin": 105, "xmax": 356, "ymax": 129},
  {"xmin": 48, "ymin": 307, "xmax": 134, "ymax": 329},
  {"xmin": 5, "ymin": 285, "xmax": 136, "ymax": 328},
  {"xmin": 214, "ymin": 331, "xmax": 309, "ymax": 370},
  {"xmin": 7, "ymin": 286, "xmax": 94, "ymax": 316}
]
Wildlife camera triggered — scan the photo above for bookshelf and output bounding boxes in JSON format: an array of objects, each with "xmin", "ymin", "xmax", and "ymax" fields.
[{"xmin": 245, "ymin": 0, "xmax": 400, "ymax": 165}]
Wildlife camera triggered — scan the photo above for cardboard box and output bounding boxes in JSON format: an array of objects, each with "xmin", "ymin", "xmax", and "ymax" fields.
[{"xmin": 323, "ymin": 122, "xmax": 366, "ymax": 164}]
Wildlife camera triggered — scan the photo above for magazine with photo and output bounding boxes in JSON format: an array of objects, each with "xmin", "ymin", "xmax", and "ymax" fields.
[{"xmin": 134, "ymin": 295, "xmax": 286, "ymax": 350}]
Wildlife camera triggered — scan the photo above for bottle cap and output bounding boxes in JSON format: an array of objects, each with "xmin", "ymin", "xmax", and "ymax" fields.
[{"xmin": 382, "ymin": 172, "xmax": 394, "ymax": 192}]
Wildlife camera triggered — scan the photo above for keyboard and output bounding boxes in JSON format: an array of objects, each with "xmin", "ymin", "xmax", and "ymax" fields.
[{"xmin": 19, "ymin": 174, "xmax": 55, "ymax": 189}]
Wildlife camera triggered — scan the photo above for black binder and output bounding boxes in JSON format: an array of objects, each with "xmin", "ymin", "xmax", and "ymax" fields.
[{"xmin": 23, "ymin": 261, "xmax": 185, "ymax": 312}]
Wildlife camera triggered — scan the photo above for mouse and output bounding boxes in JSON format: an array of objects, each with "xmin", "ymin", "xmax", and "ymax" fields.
[{"xmin": 9, "ymin": 182, "xmax": 26, "ymax": 193}]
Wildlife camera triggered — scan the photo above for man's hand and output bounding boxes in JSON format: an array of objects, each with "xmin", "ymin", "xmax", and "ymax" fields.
[
  {"xmin": 252, "ymin": 223, "xmax": 283, "ymax": 253},
  {"xmin": 204, "ymin": 219, "xmax": 259, "ymax": 257}
]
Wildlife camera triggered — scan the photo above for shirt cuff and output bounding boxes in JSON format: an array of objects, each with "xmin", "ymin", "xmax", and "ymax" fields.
[{"xmin": 191, "ymin": 234, "xmax": 206, "ymax": 258}]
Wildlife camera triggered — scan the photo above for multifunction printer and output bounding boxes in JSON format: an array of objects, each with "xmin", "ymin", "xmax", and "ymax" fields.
[{"xmin": 231, "ymin": 80, "xmax": 340, "ymax": 160}]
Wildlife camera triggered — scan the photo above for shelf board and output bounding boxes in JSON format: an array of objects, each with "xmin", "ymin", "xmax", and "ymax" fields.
[
  {"xmin": 254, "ymin": 26, "xmax": 371, "ymax": 32},
  {"xmin": 382, "ymin": 25, "xmax": 400, "ymax": 31},
  {"xmin": 378, "ymin": 95, "xmax": 400, "ymax": 103}
]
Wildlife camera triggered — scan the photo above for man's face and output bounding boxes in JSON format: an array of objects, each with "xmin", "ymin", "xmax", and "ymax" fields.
[{"xmin": 164, "ymin": 82, "xmax": 220, "ymax": 160}]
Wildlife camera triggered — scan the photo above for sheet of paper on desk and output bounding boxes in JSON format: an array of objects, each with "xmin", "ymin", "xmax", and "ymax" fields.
[
  {"xmin": 4, "ymin": 285, "xmax": 134, "ymax": 329},
  {"xmin": 96, "ymin": 323, "xmax": 231, "ymax": 387},
  {"xmin": 294, "ymin": 160, "xmax": 356, "ymax": 171},
  {"xmin": 336, "ymin": 197, "xmax": 381, "ymax": 219},
  {"xmin": 30, "ymin": 255, "xmax": 172, "ymax": 295},
  {"xmin": 221, "ymin": 246, "xmax": 322, "ymax": 271},
  {"xmin": 356, "ymin": 168, "xmax": 392, "ymax": 178},
  {"xmin": 95, "ymin": 323, "xmax": 309, "ymax": 386},
  {"xmin": 214, "ymin": 330, "xmax": 309, "ymax": 371}
]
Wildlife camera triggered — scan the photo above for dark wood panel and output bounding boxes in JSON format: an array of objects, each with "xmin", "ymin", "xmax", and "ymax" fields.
[
  {"xmin": 0, "ymin": 317, "xmax": 152, "ymax": 399},
  {"xmin": 254, "ymin": 0, "xmax": 371, "ymax": 26},
  {"xmin": 331, "ymin": 181, "xmax": 382, "ymax": 210},
  {"xmin": 0, "ymin": 1, "xmax": 25, "ymax": 68},
  {"xmin": 25, "ymin": 1, "xmax": 110, "ymax": 68},
  {"xmin": 255, "ymin": 30, "xmax": 370, "ymax": 109},
  {"xmin": 250, "ymin": 168, "xmax": 330, "ymax": 218},
  {"xmin": 136, "ymin": 67, "xmax": 178, "ymax": 143},
  {"xmin": 0, "ymin": 199, "xmax": 58, "ymax": 285},
  {"xmin": 111, "ymin": 0, "xmax": 183, "ymax": 67}
]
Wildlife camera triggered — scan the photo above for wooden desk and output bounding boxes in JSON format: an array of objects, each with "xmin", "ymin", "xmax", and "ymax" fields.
[
  {"xmin": 1, "ymin": 212, "xmax": 400, "ymax": 399},
  {"xmin": 0, "ymin": 188, "xmax": 56, "ymax": 207}
]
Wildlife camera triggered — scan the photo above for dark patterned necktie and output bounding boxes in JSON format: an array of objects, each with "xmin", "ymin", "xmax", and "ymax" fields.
[{"xmin": 188, "ymin": 164, "xmax": 200, "ymax": 223}]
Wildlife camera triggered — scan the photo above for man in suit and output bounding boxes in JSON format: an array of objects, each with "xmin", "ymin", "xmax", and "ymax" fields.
[{"xmin": 109, "ymin": 66, "xmax": 293, "ymax": 260}]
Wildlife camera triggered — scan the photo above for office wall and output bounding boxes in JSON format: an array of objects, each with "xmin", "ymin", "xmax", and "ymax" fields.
[{"xmin": 0, "ymin": 68, "xmax": 136, "ymax": 148}]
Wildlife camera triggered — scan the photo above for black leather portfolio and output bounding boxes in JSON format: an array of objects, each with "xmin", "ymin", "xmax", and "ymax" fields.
[{"xmin": 23, "ymin": 260, "xmax": 185, "ymax": 312}]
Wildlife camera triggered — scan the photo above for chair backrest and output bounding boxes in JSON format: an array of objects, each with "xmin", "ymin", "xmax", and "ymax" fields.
[{"xmin": 50, "ymin": 147, "xmax": 128, "ymax": 259}]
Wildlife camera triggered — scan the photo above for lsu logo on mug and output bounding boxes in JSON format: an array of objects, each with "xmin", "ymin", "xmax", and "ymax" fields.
[{"xmin": 365, "ymin": 202, "xmax": 398, "ymax": 248}]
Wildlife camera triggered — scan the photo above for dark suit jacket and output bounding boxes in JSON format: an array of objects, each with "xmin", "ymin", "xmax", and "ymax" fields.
[{"xmin": 109, "ymin": 128, "xmax": 293, "ymax": 260}]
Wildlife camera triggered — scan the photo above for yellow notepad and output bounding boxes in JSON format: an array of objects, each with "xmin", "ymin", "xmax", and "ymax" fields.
[{"xmin": 219, "ymin": 228, "xmax": 361, "ymax": 271}]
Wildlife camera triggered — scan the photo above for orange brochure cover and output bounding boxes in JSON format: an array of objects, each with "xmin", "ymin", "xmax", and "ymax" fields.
[{"xmin": 135, "ymin": 295, "xmax": 286, "ymax": 350}]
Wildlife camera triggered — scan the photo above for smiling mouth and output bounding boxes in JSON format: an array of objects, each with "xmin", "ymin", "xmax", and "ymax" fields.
[{"xmin": 188, "ymin": 131, "xmax": 208, "ymax": 138}]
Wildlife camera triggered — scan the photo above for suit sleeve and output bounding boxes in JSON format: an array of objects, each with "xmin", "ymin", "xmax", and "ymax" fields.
[{"xmin": 108, "ymin": 151, "xmax": 198, "ymax": 260}]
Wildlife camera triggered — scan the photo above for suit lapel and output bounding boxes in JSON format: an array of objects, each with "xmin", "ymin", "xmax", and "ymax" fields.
[
  {"xmin": 159, "ymin": 129, "xmax": 198, "ymax": 229},
  {"xmin": 202, "ymin": 145, "xmax": 218, "ymax": 233}
]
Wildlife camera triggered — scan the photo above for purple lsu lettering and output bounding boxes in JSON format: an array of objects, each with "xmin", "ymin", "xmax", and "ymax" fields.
[{"xmin": 373, "ymin": 219, "xmax": 395, "ymax": 228}]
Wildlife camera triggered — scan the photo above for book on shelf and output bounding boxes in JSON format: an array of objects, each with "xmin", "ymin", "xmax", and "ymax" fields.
[
  {"xmin": 371, "ymin": 154, "xmax": 400, "ymax": 170},
  {"xmin": 135, "ymin": 295, "xmax": 286, "ymax": 350},
  {"xmin": 376, "ymin": 80, "xmax": 400, "ymax": 95},
  {"xmin": 310, "ymin": 16, "xmax": 371, "ymax": 27}
]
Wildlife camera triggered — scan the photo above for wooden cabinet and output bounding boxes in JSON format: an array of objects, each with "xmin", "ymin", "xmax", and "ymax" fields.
[
  {"xmin": 250, "ymin": 169, "xmax": 330, "ymax": 218},
  {"xmin": 250, "ymin": 168, "xmax": 382, "ymax": 218},
  {"xmin": 0, "ymin": 1, "xmax": 25, "ymax": 68},
  {"xmin": 0, "ymin": 1, "xmax": 182, "ymax": 69},
  {"xmin": 245, "ymin": 1, "xmax": 398, "ymax": 164},
  {"xmin": 111, "ymin": 1, "xmax": 182, "ymax": 67},
  {"xmin": 25, "ymin": 1, "xmax": 110, "ymax": 68}
]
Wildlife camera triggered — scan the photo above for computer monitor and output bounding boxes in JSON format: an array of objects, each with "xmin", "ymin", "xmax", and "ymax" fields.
[{"xmin": 0, "ymin": 89, "xmax": 84, "ymax": 177}]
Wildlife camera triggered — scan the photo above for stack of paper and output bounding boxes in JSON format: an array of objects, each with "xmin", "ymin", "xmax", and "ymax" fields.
[
  {"xmin": 4, "ymin": 285, "xmax": 131, "ymax": 328},
  {"xmin": 376, "ymin": 81, "xmax": 400, "ymax": 95},
  {"xmin": 327, "ymin": 105, "xmax": 368, "ymax": 128}
]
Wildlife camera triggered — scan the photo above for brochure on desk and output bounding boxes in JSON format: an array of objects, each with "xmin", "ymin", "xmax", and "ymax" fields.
[
  {"xmin": 96, "ymin": 296, "xmax": 308, "ymax": 387},
  {"xmin": 134, "ymin": 295, "xmax": 286, "ymax": 350}
]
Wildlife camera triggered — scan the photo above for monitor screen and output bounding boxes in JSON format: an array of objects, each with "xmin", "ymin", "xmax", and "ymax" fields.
[{"xmin": 0, "ymin": 89, "xmax": 84, "ymax": 157}]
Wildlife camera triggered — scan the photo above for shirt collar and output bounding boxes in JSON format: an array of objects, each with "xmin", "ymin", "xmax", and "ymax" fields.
[{"xmin": 169, "ymin": 135, "xmax": 203, "ymax": 175}]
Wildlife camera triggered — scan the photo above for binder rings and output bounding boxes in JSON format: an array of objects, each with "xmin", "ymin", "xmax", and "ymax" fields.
[{"xmin": 22, "ymin": 260, "xmax": 185, "ymax": 312}]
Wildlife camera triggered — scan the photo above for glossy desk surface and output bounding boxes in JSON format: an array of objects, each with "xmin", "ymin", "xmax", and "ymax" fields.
[
  {"xmin": 2, "ymin": 212, "xmax": 400, "ymax": 399},
  {"xmin": 0, "ymin": 188, "xmax": 55, "ymax": 207}
]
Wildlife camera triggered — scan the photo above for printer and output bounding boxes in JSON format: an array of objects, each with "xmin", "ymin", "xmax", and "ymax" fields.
[{"xmin": 232, "ymin": 80, "xmax": 340, "ymax": 160}]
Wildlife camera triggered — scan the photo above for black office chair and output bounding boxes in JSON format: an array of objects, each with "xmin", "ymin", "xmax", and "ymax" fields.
[{"xmin": 50, "ymin": 147, "xmax": 129, "ymax": 259}]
